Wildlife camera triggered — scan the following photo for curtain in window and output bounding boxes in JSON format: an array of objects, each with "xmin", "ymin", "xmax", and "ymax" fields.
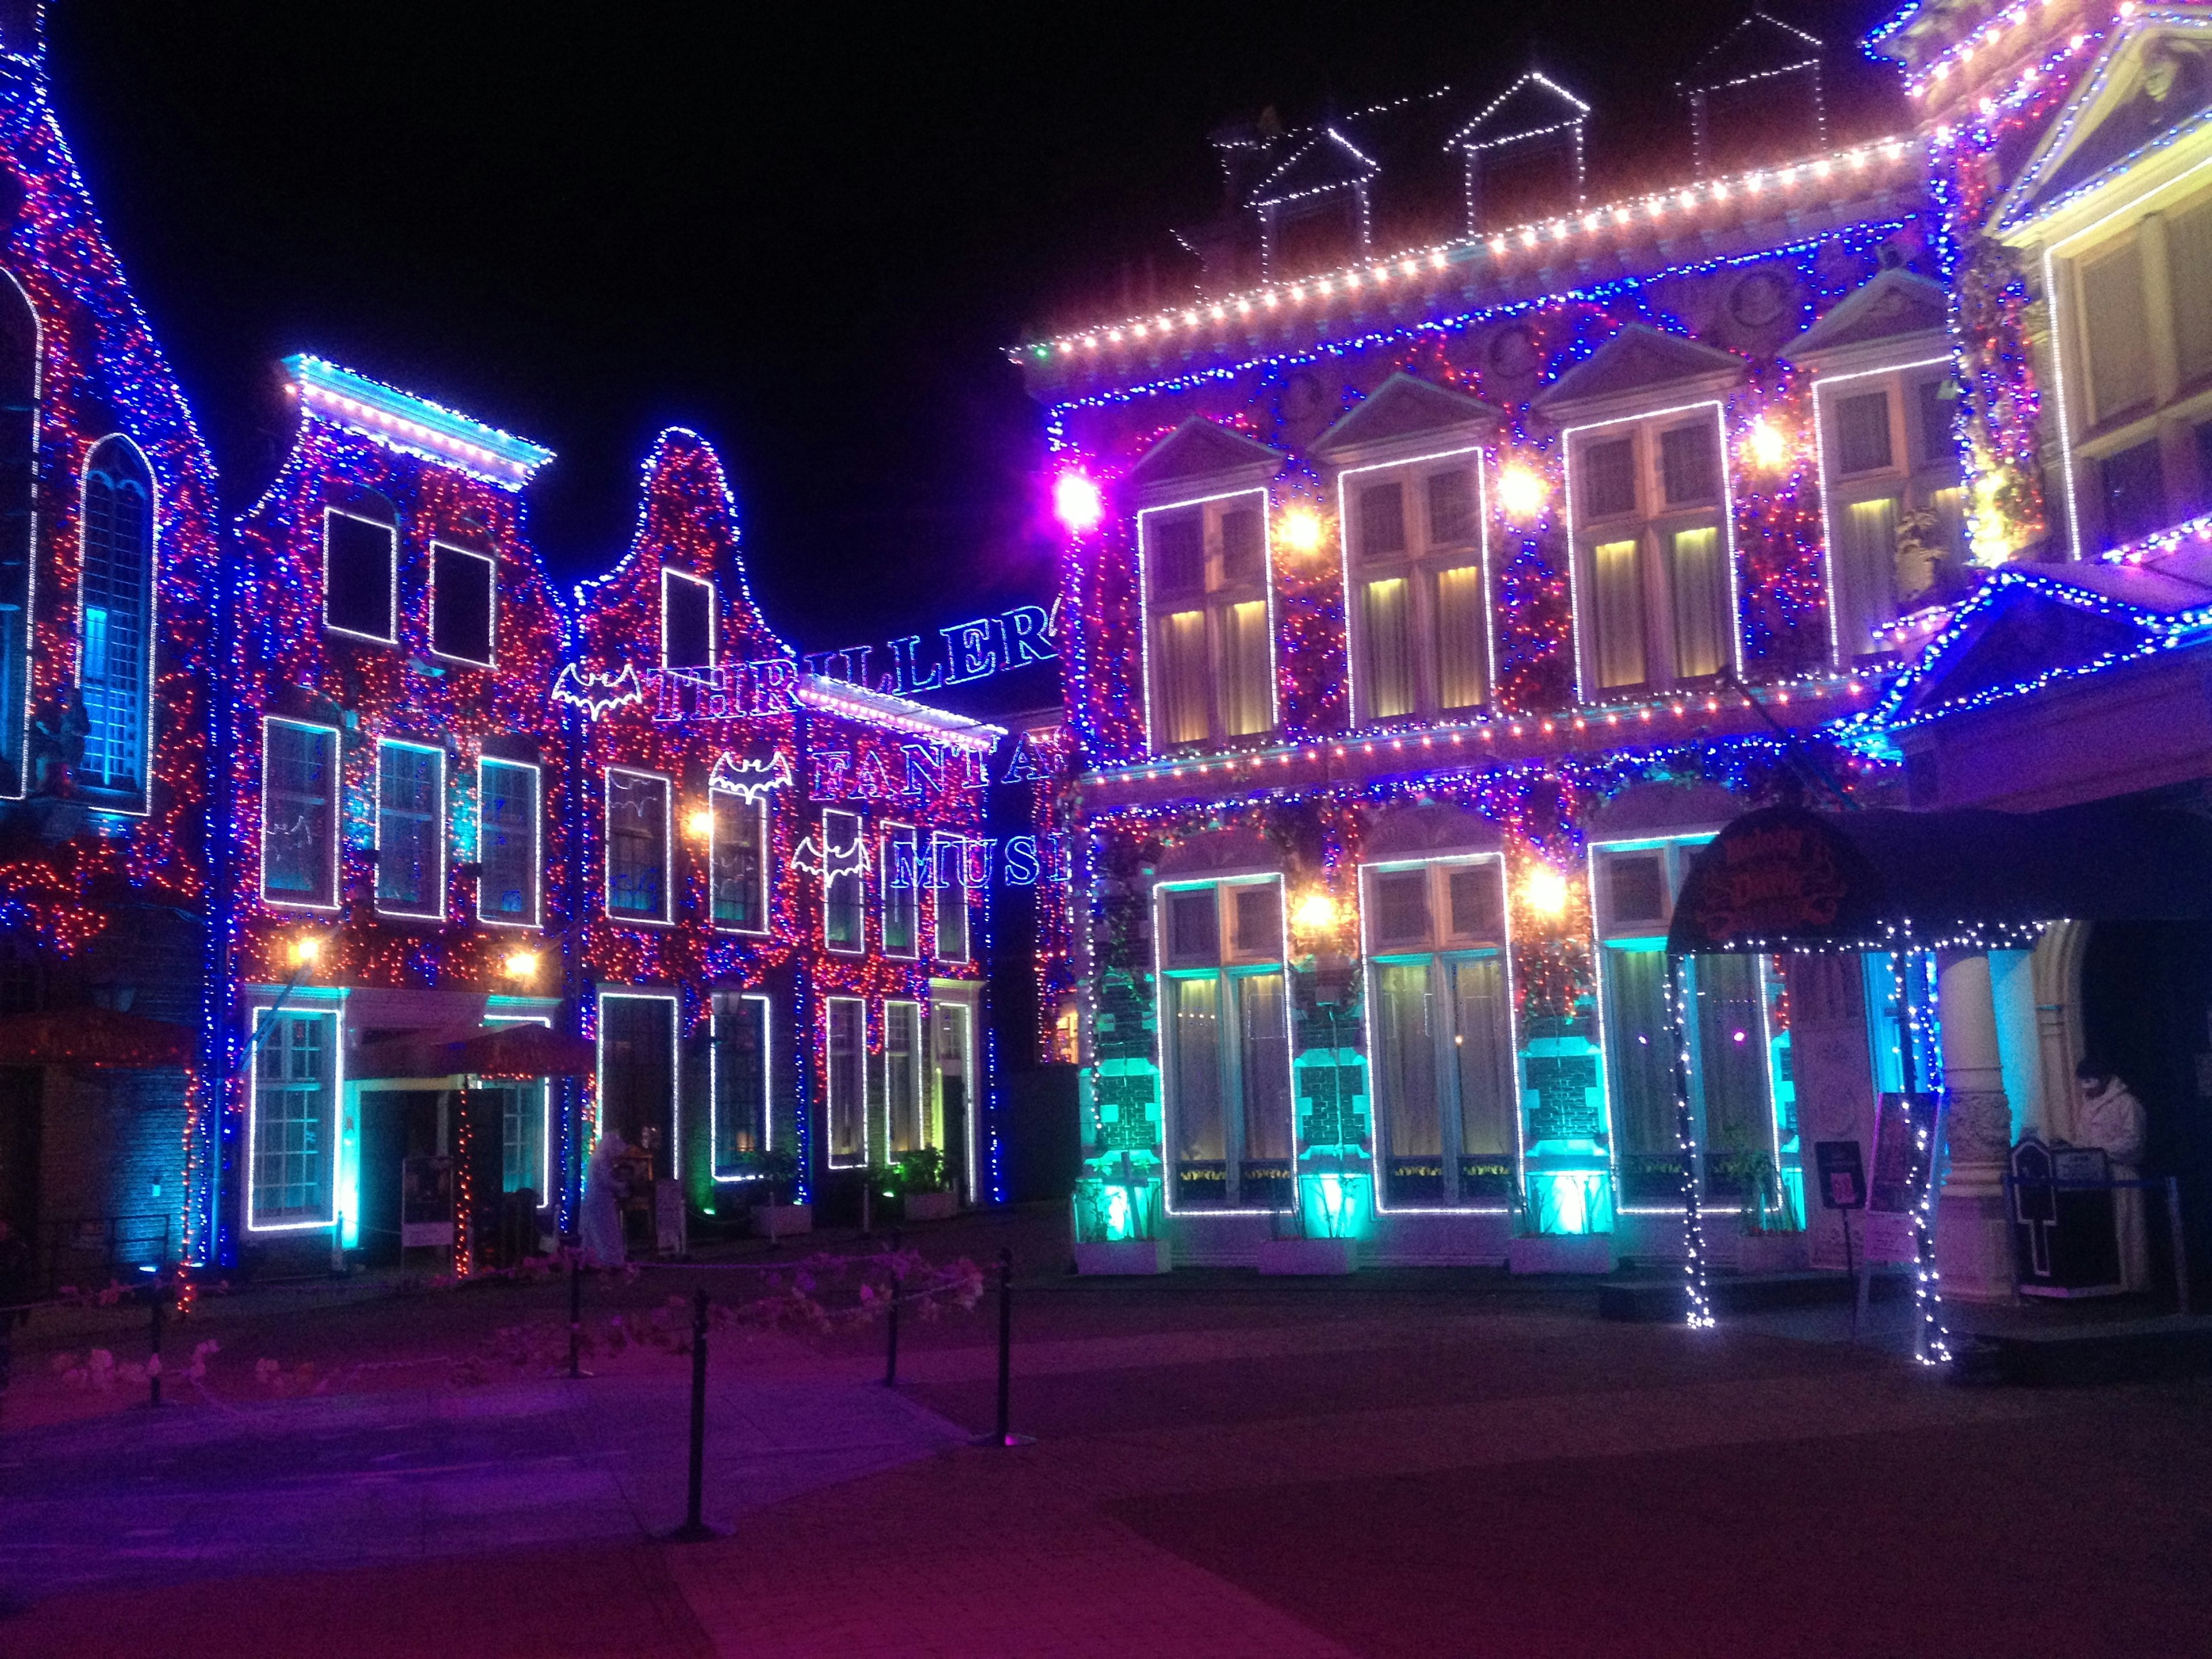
[
  {"xmin": 1362, "ymin": 577, "xmax": 1414, "ymax": 718},
  {"xmin": 1169, "ymin": 976, "xmax": 1225, "ymax": 1180},
  {"xmin": 79, "ymin": 443, "xmax": 151, "ymax": 791},
  {"xmin": 885, "ymin": 1001, "xmax": 922, "ymax": 1154},
  {"xmin": 1923, "ymin": 486, "xmax": 1966, "ymax": 573},
  {"xmin": 1374, "ymin": 960, "xmax": 1441, "ymax": 1160},
  {"xmin": 1835, "ymin": 495, "xmax": 1899, "ymax": 657},
  {"xmin": 1592, "ymin": 539, "xmax": 1646, "ymax": 690},
  {"xmin": 1692, "ymin": 954, "xmax": 1768, "ymax": 1161},
  {"xmin": 1236, "ymin": 972, "xmax": 1291, "ymax": 1163},
  {"xmin": 1433, "ymin": 565, "xmax": 1487, "ymax": 710},
  {"xmin": 1156, "ymin": 609, "xmax": 1210, "ymax": 744},
  {"xmin": 1451, "ymin": 955, "xmax": 1514, "ymax": 1157},
  {"xmin": 2172, "ymin": 198, "xmax": 2212, "ymax": 388},
  {"xmin": 1604, "ymin": 948, "xmax": 1675, "ymax": 1160},
  {"xmin": 1668, "ymin": 527, "xmax": 1729, "ymax": 680},
  {"xmin": 2082, "ymin": 237, "xmax": 2152, "ymax": 423},
  {"xmin": 1219, "ymin": 599, "xmax": 1272, "ymax": 737}
]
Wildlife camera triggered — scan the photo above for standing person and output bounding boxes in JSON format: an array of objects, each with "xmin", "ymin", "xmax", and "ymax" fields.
[
  {"xmin": 2076, "ymin": 1059, "xmax": 2150, "ymax": 1292},
  {"xmin": 579, "ymin": 1131, "xmax": 629, "ymax": 1268}
]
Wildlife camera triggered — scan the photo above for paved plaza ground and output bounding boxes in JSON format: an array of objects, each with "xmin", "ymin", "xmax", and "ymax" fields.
[{"xmin": 1, "ymin": 1205, "xmax": 2208, "ymax": 1657}]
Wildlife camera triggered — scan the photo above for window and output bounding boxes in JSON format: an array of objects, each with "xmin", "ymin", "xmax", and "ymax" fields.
[
  {"xmin": 882, "ymin": 824, "xmax": 919, "ymax": 956},
  {"xmin": 2103, "ymin": 440, "xmax": 2167, "ymax": 544},
  {"xmin": 1569, "ymin": 411, "xmax": 1733, "ymax": 699},
  {"xmin": 823, "ymin": 809, "xmax": 864, "ymax": 952},
  {"xmin": 477, "ymin": 759, "xmax": 540, "ymax": 926},
  {"xmin": 2082, "ymin": 237, "xmax": 2152, "ymax": 425},
  {"xmin": 1342, "ymin": 454, "xmax": 1491, "ymax": 724},
  {"xmin": 262, "ymin": 719, "xmax": 338, "ymax": 908},
  {"xmin": 251, "ymin": 1010, "xmax": 335, "ymax": 1228},
  {"xmin": 1157, "ymin": 878, "xmax": 1293, "ymax": 1210},
  {"xmin": 662, "ymin": 569, "xmax": 714, "ymax": 668},
  {"xmin": 1594, "ymin": 839, "xmax": 1781, "ymax": 1207},
  {"xmin": 711, "ymin": 790, "xmax": 768, "ymax": 933},
  {"xmin": 885, "ymin": 999, "xmax": 923, "ymax": 1155},
  {"xmin": 376, "ymin": 743, "xmax": 444, "ymax": 918},
  {"xmin": 605, "ymin": 770, "xmax": 671, "ymax": 922},
  {"xmin": 1361, "ymin": 858, "xmax": 1516, "ymax": 1207},
  {"xmin": 827, "ymin": 997, "xmax": 865, "ymax": 1166},
  {"xmin": 0, "ymin": 273, "xmax": 35, "ymax": 796},
  {"xmin": 323, "ymin": 509, "xmax": 396, "ymax": 641},
  {"xmin": 79, "ymin": 437, "xmax": 153, "ymax": 797},
  {"xmin": 599, "ymin": 994, "xmax": 676, "ymax": 1178},
  {"xmin": 1817, "ymin": 365, "xmax": 1963, "ymax": 662},
  {"xmin": 713, "ymin": 994, "xmax": 770, "ymax": 1175},
  {"xmin": 933, "ymin": 833, "xmax": 969, "ymax": 962},
  {"xmin": 1141, "ymin": 494, "xmax": 1274, "ymax": 749},
  {"xmin": 430, "ymin": 543, "xmax": 495, "ymax": 665}
]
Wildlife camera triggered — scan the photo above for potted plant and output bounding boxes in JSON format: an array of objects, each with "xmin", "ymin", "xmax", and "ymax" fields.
[
  {"xmin": 1259, "ymin": 1152, "xmax": 1359, "ymax": 1275},
  {"xmin": 1506, "ymin": 1170, "xmax": 1616, "ymax": 1274},
  {"xmin": 732, "ymin": 1150, "xmax": 810, "ymax": 1238},
  {"xmin": 1732, "ymin": 1153, "xmax": 1806, "ymax": 1275},
  {"xmin": 1072, "ymin": 1150, "xmax": 1171, "ymax": 1274},
  {"xmin": 896, "ymin": 1149, "xmax": 959, "ymax": 1222}
]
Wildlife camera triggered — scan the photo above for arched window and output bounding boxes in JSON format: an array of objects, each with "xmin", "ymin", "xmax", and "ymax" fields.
[
  {"xmin": 79, "ymin": 435, "xmax": 153, "ymax": 796},
  {"xmin": 0, "ymin": 269, "xmax": 35, "ymax": 795}
]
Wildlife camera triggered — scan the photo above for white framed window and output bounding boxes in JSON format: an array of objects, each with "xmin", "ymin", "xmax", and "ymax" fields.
[
  {"xmin": 931, "ymin": 832, "xmax": 969, "ymax": 963},
  {"xmin": 1154, "ymin": 876, "xmax": 1293, "ymax": 1213},
  {"xmin": 487, "ymin": 1013, "xmax": 554, "ymax": 1209},
  {"xmin": 1138, "ymin": 489, "xmax": 1276, "ymax": 751},
  {"xmin": 1358, "ymin": 855, "xmax": 1517, "ymax": 1211},
  {"xmin": 261, "ymin": 717, "xmax": 340, "ymax": 910},
  {"xmin": 597, "ymin": 991, "xmax": 681, "ymax": 1181},
  {"xmin": 375, "ymin": 741, "xmax": 445, "ymax": 920},
  {"xmin": 477, "ymin": 758, "xmax": 541, "ymax": 927},
  {"xmin": 661, "ymin": 567, "xmax": 715, "ymax": 668},
  {"xmin": 1589, "ymin": 835, "xmax": 1783, "ymax": 1213},
  {"xmin": 78, "ymin": 434, "xmax": 156, "ymax": 806},
  {"xmin": 823, "ymin": 809, "xmax": 865, "ymax": 953},
  {"xmin": 249, "ymin": 1006, "xmax": 339, "ymax": 1230},
  {"xmin": 1563, "ymin": 404, "xmax": 1738, "ymax": 701},
  {"xmin": 710, "ymin": 788, "xmax": 770, "ymax": 934},
  {"xmin": 605, "ymin": 768, "xmax": 672, "ymax": 923},
  {"xmin": 429, "ymin": 541, "xmax": 496, "ymax": 666},
  {"xmin": 322, "ymin": 507, "xmax": 397, "ymax": 643},
  {"xmin": 1337, "ymin": 449, "xmax": 1494, "ymax": 726},
  {"xmin": 885, "ymin": 998, "xmax": 925, "ymax": 1156},
  {"xmin": 882, "ymin": 823, "xmax": 919, "ymax": 958},
  {"xmin": 712, "ymin": 993, "xmax": 772, "ymax": 1177},
  {"xmin": 1815, "ymin": 359, "xmax": 1963, "ymax": 663},
  {"xmin": 826, "ymin": 995, "xmax": 866, "ymax": 1168}
]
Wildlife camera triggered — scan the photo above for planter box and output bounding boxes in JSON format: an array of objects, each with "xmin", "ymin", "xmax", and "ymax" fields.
[
  {"xmin": 1257, "ymin": 1236, "xmax": 1358, "ymax": 1275},
  {"xmin": 1509, "ymin": 1233, "xmax": 1615, "ymax": 1275},
  {"xmin": 1733, "ymin": 1231, "xmax": 1809, "ymax": 1275},
  {"xmin": 902, "ymin": 1190, "xmax": 959, "ymax": 1223},
  {"xmin": 750, "ymin": 1202, "xmax": 813, "ymax": 1239},
  {"xmin": 1074, "ymin": 1238, "xmax": 1173, "ymax": 1275}
]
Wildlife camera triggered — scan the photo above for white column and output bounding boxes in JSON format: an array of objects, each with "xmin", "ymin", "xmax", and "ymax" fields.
[{"xmin": 1936, "ymin": 950, "xmax": 2018, "ymax": 1302}]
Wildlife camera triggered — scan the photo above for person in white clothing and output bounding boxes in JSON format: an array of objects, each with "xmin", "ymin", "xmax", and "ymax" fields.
[
  {"xmin": 578, "ymin": 1129, "xmax": 629, "ymax": 1268},
  {"xmin": 2075, "ymin": 1059, "xmax": 2150, "ymax": 1293}
]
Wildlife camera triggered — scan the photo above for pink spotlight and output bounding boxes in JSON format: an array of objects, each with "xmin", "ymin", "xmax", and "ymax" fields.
[{"xmin": 1052, "ymin": 471, "xmax": 1104, "ymax": 535}]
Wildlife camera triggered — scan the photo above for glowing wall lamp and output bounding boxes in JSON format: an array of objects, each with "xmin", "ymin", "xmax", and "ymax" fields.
[
  {"xmin": 1496, "ymin": 461, "xmax": 1549, "ymax": 522},
  {"xmin": 1743, "ymin": 416, "xmax": 1789, "ymax": 473},
  {"xmin": 1052, "ymin": 471, "xmax": 1104, "ymax": 535},
  {"xmin": 1519, "ymin": 863, "xmax": 1570, "ymax": 919},
  {"xmin": 502, "ymin": 949, "xmax": 541, "ymax": 983},
  {"xmin": 1276, "ymin": 505, "xmax": 1325, "ymax": 556}
]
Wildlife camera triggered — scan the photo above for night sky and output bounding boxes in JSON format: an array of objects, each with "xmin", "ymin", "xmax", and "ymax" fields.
[{"xmin": 44, "ymin": 2, "xmax": 1904, "ymax": 718}]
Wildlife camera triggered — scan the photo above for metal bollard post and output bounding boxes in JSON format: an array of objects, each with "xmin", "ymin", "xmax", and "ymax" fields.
[
  {"xmin": 974, "ymin": 1246, "xmax": 1032, "ymax": 1447},
  {"xmin": 564, "ymin": 1236, "xmax": 592, "ymax": 1381},
  {"xmin": 146, "ymin": 1272, "xmax": 164, "ymax": 1409},
  {"xmin": 883, "ymin": 1229, "xmax": 902, "ymax": 1388},
  {"xmin": 665, "ymin": 1285, "xmax": 719, "ymax": 1542}
]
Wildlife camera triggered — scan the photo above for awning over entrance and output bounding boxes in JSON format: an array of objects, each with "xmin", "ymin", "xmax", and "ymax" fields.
[
  {"xmin": 1667, "ymin": 802, "xmax": 2212, "ymax": 955},
  {"xmin": 0, "ymin": 1009, "xmax": 194, "ymax": 1069},
  {"xmin": 350, "ymin": 1022, "xmax": 593, "ymax": 1081}
]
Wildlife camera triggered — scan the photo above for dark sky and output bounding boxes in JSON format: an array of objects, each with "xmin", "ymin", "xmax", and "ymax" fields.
[{"xmin": 44, "ymin": 2, "xmax": 1904, "ymax": 716}]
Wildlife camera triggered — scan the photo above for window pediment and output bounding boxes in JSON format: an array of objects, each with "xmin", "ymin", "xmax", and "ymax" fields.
[
  {"xmin": 1309, "ymin": 372, "xmax": 1502, "ymax": 465},
  {"xmin": 1127, "ymin": 417, "xmax": 1285, "ymax": 506},
  {"xmin": 1533, "ymin": 324, "xmax": 1745, "ymax": 424}
]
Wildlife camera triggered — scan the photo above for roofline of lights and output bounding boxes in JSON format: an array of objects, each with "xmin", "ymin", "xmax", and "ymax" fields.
[
  {"xmin": 284, "ymin": 354, "xmax": 555, "ymax": 487},
  {"xmin": 793, "ymin": 673, "xmax": 1007, "ymax": 752},
  {"xmin": 1017, "ymin": 137, "xmax": 1921, "ymax": 362}
]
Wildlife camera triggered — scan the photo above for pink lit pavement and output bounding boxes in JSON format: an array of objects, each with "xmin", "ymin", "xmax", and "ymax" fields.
[{"xmin": 3, "ymin": 1205, "xmax": 2211, "ymax": 1658}]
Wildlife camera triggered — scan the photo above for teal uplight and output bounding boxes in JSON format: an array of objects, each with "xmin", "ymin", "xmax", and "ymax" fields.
[
  {"xmin": 1526, "ymin": 1169, "xmax": 1615, "ymax": 1236},
  {"xmin": 1297, "ymin": 1167, "xmax": 1372, "ymax": 1239}
]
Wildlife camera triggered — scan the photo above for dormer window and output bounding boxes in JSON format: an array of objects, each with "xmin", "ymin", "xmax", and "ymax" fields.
[
  {"xmin": 1339, "ymin": 453, "xmax": 1494, "ymax": 726},
  {"xmin": 661, "ymin": 568, "xmax": 714, "ymax": 668},
  {"xmin": 430, "ymin": 543, "xmax": 495, "ymax": 666},
  {"xmin": 1140, "ymin": 493, "xmax": 1275, "ymax": 750},
  {"xmin": 1567, "ymin": 409, "xmax": 1736, "ymax": 699}
]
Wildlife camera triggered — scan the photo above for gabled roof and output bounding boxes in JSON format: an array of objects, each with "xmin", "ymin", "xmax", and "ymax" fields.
[
  {"xmin": 1533, "ymin": 324, "xmax": 1746, "ymax": 417},
  {"xmin": 1309, "ymin": 373, "xmax": 1502, "ymax": 459},
  {"xmin": 1784, "ymin": 267, "xmax": 1949, "ymax": 361},
  {"xmin": 1997, "ymin": 14, "xmax": 2212, "ymax": 234},
  {"xmin": 1248, "ymin": 127, "xmax": 1380, "ymax": 209},
  {"xmin": 1681, "ymin": 10, "xmax": 1821, "ymax": 94},
  {"xmin": 1126, "ymin": 417, "xmax": 1286, "ymax": 497},
  {"xmin": 1447, "ymin": 71, "xmax": 1589, "ymax": 153}
]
